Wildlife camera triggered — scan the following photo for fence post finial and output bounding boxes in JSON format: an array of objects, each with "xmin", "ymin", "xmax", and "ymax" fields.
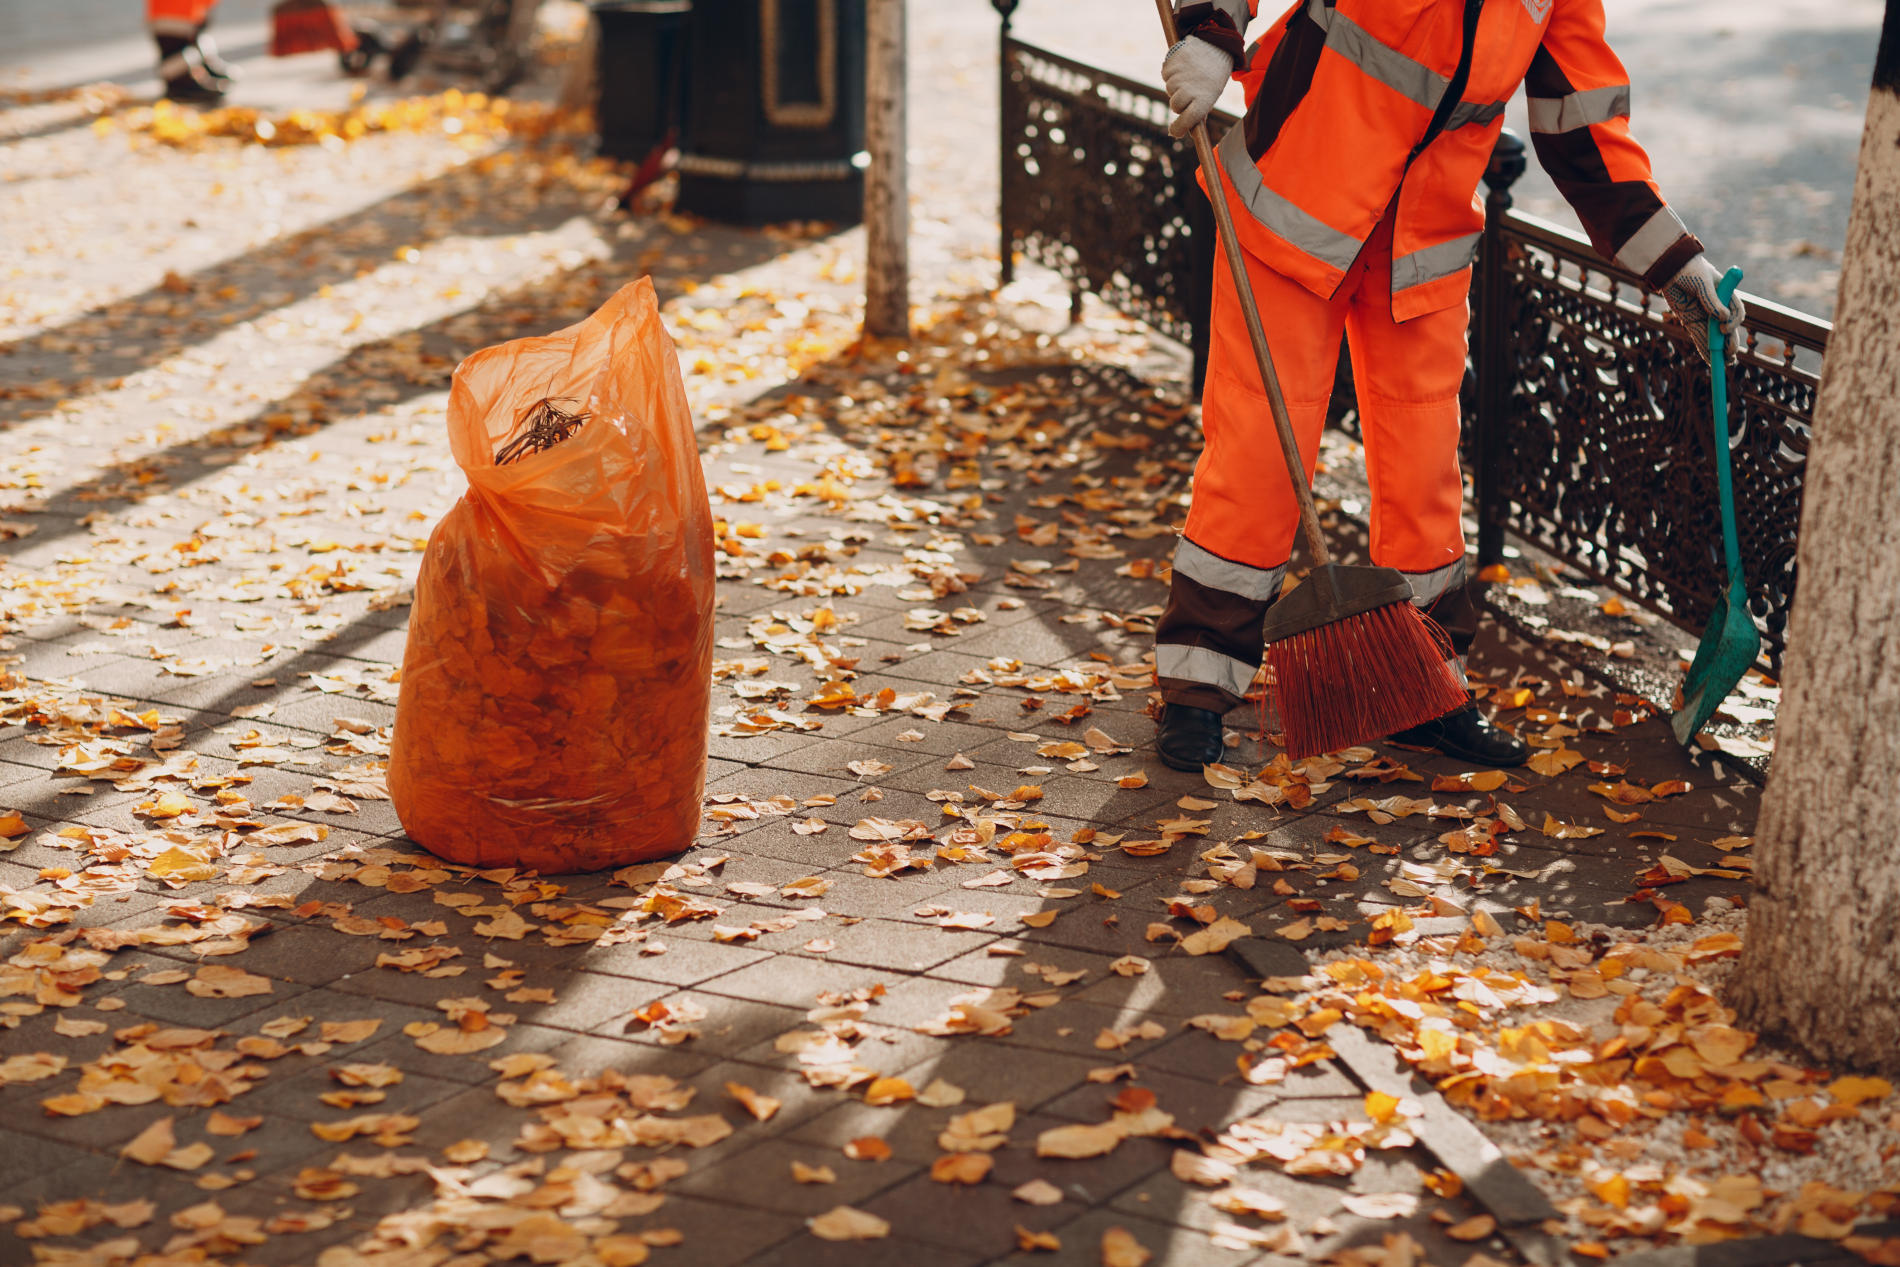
[{"xmin": 1484, "ymin": 129, "xmax": 1527, "ymax": 205}]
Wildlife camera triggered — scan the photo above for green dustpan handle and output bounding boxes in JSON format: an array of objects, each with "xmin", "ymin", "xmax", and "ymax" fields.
[{"xmin": 1707, "ymin": 267, "xmax": 1745, "ymax": 592}]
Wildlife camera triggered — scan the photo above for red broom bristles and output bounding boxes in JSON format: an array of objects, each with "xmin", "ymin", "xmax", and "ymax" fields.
[{"xmin": 1263, "ymin": 600, "xmax": 1468, "ymax": 759}]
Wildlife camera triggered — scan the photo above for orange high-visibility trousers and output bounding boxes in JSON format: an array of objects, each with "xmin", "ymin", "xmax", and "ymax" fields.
[
  {"xmin": 148, "ymin": 0, "xmax": 218, "ymax": 37},
  {"xmin": 1154, "ymin": 202, "xmax": 1475, "ymax": 714}
]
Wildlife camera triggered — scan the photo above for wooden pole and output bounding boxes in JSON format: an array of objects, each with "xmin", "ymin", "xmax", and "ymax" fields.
[{"xmin": 863, "ymin": 0, "xmax": 909, "ymax": 338}]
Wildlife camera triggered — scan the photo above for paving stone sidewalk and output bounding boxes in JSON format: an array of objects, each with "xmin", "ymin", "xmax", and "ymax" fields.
[{"xmin": 6, "ymin": 11, "xmax": 1871, "ymax": 1267}]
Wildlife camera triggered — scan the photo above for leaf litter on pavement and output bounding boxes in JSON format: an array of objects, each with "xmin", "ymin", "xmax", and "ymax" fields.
[{"xmin": 0, "ymin": 28, "xmax": 1892, "ymax": 1267}]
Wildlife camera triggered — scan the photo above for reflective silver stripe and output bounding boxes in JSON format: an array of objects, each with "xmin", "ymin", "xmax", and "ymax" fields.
[
  {"xmin": 1216, "ymin": 124, "xmax": 1364, "ymax": 272},
  {"xmin": 1172, "ymin": 538, "xmax": 1286, "ymax": 601},
  {"xmin": 150, "ymin": 17, "xmax": 197, "ymax": 36},
  {"xmin": 1302, "ymin": 2, "xmax": 1503, "ymax": 131},
  {"xmin": 1445, "ymin": 98, "xmax": 1509, "ymax": 131},
  {"xmin": 1307, "ymin": 0, "xmax": 1443, "ymax": 112},
  {"xmin": 1526, "ymin": 84, "xmax": 1631, "ymax": 134},
  {"xmin": 1403, "ymin": 558, "xmax": 1468, "ymax": 607},
  {"xmin": 158, "ymin": 52, "xmax": 193, "ymax": 77},
  {"xmin": 1392, "ymin": 232, "xmax": 1480, "ymax": 293},
  {"xmin": 1157, "ymin": 642, "xmax": 1258, "ymax": 698},
  {"xmin": 1615, "ymin": 205, "xmax": 1690, "ymax": 277}
]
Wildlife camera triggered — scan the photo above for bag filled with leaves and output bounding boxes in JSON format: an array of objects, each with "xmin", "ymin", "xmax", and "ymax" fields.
[{"xmin": 389, "ymin": 279, "xmax": 713, "ymax": 872}]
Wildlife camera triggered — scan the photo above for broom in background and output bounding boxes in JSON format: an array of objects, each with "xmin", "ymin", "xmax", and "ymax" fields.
[
  {"xmin": 270, "ymin": 0, "xmax": 360, "ymax": 57},
  {"xmin": 1153, "ymin": 0, "xmax": 1469, "ymax": 759}
]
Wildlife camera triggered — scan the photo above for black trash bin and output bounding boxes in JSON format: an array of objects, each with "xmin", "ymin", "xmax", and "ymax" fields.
[
  {"xmin": 675, "ymin": 0, "xmax": 866, "ymax": 225},
  {"xmin": 592, "ymin": 0, "xmax": 693, "ymax": 162}
]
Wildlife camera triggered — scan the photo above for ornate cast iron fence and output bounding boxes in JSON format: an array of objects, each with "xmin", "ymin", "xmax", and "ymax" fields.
[
  {"xmin": 997, "ymin": 32, "xmax": 1231, "ymax": 384},
  {"xmin": 996, "ymin": 15, "xmax": 1827, "ymax": 672}
]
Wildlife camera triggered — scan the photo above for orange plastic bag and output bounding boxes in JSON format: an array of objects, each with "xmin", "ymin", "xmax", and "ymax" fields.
[{"xmin": 388, "ymin": 279, "xmax": 713, "ymax": 872}]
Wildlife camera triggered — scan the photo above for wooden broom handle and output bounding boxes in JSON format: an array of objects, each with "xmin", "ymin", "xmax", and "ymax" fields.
[{"xmin": 1154, "ymin": 0, "xmax": 1331, "ymax": 567}]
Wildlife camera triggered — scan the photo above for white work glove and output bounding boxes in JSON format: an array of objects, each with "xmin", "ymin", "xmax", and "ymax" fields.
[
  {"xmin": 1162, "ymin": 37, "xmax": 1234, "ymax": 139},
  {"xmin": 1664, "ymin": 254, "xmax": 1747, "ymax": 366}
]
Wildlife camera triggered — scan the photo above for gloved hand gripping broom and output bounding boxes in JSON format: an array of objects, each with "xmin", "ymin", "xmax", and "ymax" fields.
[{"xmin": 1154, "ymin": 0, "xmax": 1469, "ymax": 758}]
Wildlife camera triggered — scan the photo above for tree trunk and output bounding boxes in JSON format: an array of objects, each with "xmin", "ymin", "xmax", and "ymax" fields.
[
  {"xmin": 1732, "ymin": 0, "xmax": 1900, "ymax": 1073},
  {"xmin": 862, "ymin": 0, "xmax": 909, "ymax": 339}
]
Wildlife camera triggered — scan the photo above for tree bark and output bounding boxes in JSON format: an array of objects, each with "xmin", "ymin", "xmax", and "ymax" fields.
[
  {"xmin": 863, "ymin": 0, "xmax": 909, "ymax": 339},
  {"xmin": 1732, "ymin": 0, "xmax": 1900, "ymax": 1073}
]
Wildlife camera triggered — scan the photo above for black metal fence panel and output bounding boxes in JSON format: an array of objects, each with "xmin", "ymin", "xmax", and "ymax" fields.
[
  {"xmin": 997, "ymin": 28, "xmax": 1826, "ymax": 673},
  {"xmin": 999, "ymin": 38, "xmax": 1231, "ymax": 382},
  {"xmin": 1479, "ymin": 211, "xmax": 1824, "ymax": 672}
]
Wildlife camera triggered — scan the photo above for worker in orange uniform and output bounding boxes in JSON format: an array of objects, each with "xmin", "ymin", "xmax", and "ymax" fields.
[
  {"xmin": 1152, "ymin": 0, "xmax": 1744, "ymax": 770},
  {"xmin": 149, "ymin": 0, "xmax": 240, "ymax": 103}
]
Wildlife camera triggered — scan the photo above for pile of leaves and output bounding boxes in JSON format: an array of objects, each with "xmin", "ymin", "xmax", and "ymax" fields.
[{"xmin": 113, "ymin": 89, "xmax": 579, "ymax": 151}]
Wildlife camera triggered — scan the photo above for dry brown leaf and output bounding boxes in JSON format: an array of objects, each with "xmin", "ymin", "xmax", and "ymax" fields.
[
  {"xmin": 1340, "ymin": 1192, "xmax": 1419, "ymax": 1220},
  {"xmin": 1170, "ymin": 1150, "xmax": 1236, "ymax": 1187},
  {"xmin": 792, "ymin": 1161, "xmax": 837, "ymax": 1184},
  {"xmin": 595, "ymin": 1236, "xmax": 651, "ymax": 1267},
  {"xmin": 808, "ymin": 1206, "xmax": 889, "ymax": 1241},
  {"xmin": 1447, "ymin": 1214, "xmax": 1497, "ymax": 1241},
  {"xmin": 916, "ymin": 1078, "xmax": 966, "ymax": 1108},
  {"xmin": 930, "ymin": 1153, "xmax": 994, "ymax": 1185},
  {"xmin": 205, "ymin": 1112, "xmax": 262, "ymax": 1137},
  {"xmin": 120, "ymin": 1118, "xmax": 177, "ymax": 1165},
  {"xmin": 727, "ymin": 1081, "xmax": 782, "ymax": 1122},
  {"xmin": 939, "ymin": 1102, "xmax": 1016, "ymax": 1152},
  {"xmin": 1101, "ymin": 1225, "xmax": 1153, "ymax": 1267},
  {"xmin": 320, "ymin": 1019, "xmax": 382, "ymax": 1044},
  {"xmin": 161, "ymin": 1143, "xmax": 215, "ymax": 1171},
  {"xmin": 1180, "ymin": 916, "xmax": 1250, "ymax": 955},
  {"xmin": 843, "ymin": 1137, "xmax": 892, "ymax": 1162},
  {"xmin": 414, "ymin": 1026, "xmax": 506, "ymax": 1054},
  {"xmin": 0, "ymin": 1053, "xmax": 66, "ymax": 1085},
  {"xmin": 1014, "ymin": 1178, "xmax": 1065, "ymax": 1206},
  {"xmin": 1208, "ymin": 1188, "xmax": 1288, "ymax": 1219},
  {"xmin": 1036, "ymin": 1122, "xmax": 1124, "ymax": 1159},
  {"xmin": 185, "ymin": 965, "xmax": 273, "ymax": 998}
]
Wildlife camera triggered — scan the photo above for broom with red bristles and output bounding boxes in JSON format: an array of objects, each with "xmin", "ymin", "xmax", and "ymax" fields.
[
  {"xmin": 270, "ymin": 0, "xmax": 359, "ymax": 58},
  {"xmin": 1154, "ymin": 0, "xmax": 1469, "ymax": 759}
]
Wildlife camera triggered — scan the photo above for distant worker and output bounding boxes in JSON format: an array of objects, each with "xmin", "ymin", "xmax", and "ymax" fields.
[{"xmin": 149, "ymin": 0, "xmax": 240, "ymax": 103}]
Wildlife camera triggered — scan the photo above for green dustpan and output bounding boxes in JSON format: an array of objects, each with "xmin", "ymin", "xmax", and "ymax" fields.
[{"xmin": 1672, "ymin": 267, "xmax": 1760, "ymax": 747}]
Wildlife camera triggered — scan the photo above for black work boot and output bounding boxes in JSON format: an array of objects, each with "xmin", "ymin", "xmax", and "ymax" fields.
[
  {"xmin": 156, "ymin": 34, "xmax": 225, "ymax": 103},
  {"xmin": 1386, "ymin": 703, "xmax": 1528, "ymax": 768},
  {"xmin": 1156, "ymin": 703, "xmax": 1226, "ymax": 772},
  {"xmin": 191, "ymin": 23, "xmax": 241, "ymax": 89}
]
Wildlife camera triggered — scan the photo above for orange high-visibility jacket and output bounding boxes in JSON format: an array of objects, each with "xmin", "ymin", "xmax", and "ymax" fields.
[
  {"xmin": 1175, "ymin": 0, "xmax": 1702, "ymax": 320},
  {"xmin": 148, "ymin": 0, "xmax": 220, "ymax": 38}
]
